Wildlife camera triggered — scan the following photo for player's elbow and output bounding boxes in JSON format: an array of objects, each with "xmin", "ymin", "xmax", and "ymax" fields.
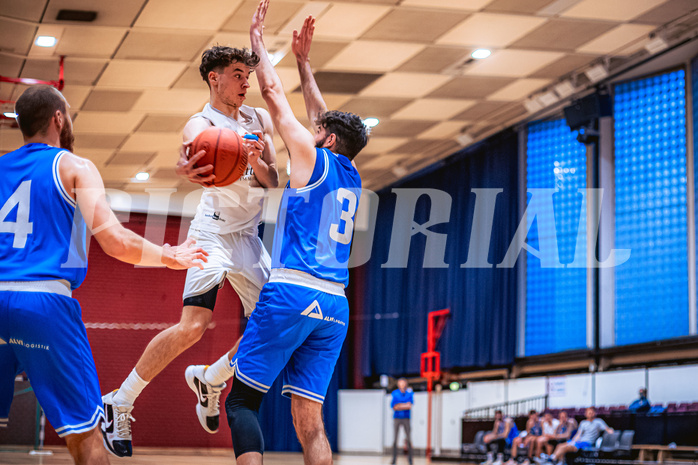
[{"xmin": 260, "ymin": 84, "xmax": 283, "ymax": 102}]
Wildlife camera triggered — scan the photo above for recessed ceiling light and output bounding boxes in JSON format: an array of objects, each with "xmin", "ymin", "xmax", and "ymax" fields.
[
  {"xmin": 471, "ymin": 49, "xmax": 491, "ymax": 59},
  {"xmin": 363, "ymin": 117, "xmax": 379, "ymax": 128},
  {"xmin": 456, "ymin": 133, "xmax": 473, "ymax": 147},
  {"xmin": 392, "ymin": 165, "xmax": 408, "ymax": 178},
  {"xmin": 134, "ymin": 172, "xmax": 150, "ymax": 181},
  {"xmin": 35, "ymin": 36, "xmax": 57, "ymax": 47},
  {"xmin": 2, "ymin": 112, "xmax": 17, "ymax": 118}
]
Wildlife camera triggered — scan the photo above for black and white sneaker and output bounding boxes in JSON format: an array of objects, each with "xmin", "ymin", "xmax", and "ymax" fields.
[
  {"xmin": 185, "ymin": 365, "xmax": 225, "ymax": 434},
  {"xmin": 101, "ymin": 390, "xmax": 135, "ymax": 457}
]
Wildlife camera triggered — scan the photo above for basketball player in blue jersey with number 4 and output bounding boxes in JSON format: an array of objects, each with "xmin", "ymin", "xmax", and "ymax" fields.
[
  {"xmin": 225, "ymin": 2, "xmax": 367, "ymax": 464},
  {"xmin": 0, "ymin": 85, "xmax": 208, "ymax": 465}
]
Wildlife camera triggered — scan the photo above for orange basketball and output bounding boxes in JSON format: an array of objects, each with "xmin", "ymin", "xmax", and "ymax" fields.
[{"xmin": 189, "ymin": 127, "xmax": 248, "ymax": 187}]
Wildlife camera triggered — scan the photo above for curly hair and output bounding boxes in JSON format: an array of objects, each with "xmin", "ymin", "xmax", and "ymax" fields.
[
  {"xmin": 315, "ymin": 110, "xmax": 368, "ymax": 160},
  {"xmin": 199, "ymin": 46, "xmax": 260, "ymax": 87}
]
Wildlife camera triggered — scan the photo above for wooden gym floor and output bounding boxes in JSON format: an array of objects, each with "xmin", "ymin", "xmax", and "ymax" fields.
[{"xmin": 0, "ymin": 448, "xmax": 425, "ymax": 464}]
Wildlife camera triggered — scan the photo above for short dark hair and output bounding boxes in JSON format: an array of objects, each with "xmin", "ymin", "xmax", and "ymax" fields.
[
  {"xmin": 529, "ymin": 410, "xmax": 537, "ymax": 415},
  {"xmin": 316, "ymin": 110, "xmax": 368, "ymax": 160},
  {"xmin": 199, "ymin": 46, "xmax": 260, "ymax": 87},
  {"xmin": 15, "ymin": 85, "xmax": 67, "ymax": 138},
  {"xmin": 494, "ymin": 410, "xmax": 503, "ymax": 415}
]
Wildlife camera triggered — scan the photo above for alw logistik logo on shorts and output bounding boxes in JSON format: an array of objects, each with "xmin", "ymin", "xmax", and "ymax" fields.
[
  {"xmin": 301, "ymin": 301, "xmax": 324, "ymax": 320},
  {"xmin": 3, "ymin": 337, "xmax": 50, "ymax": 351},
  {"xmin": 301, "ymin": 301, "xmax": 346, "ymax": 326}
]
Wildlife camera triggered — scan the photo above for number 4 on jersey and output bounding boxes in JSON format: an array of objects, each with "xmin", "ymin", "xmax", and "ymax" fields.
[{"xmin": 0, "ymin": 180, "xmax": 33, "ymax": 248}]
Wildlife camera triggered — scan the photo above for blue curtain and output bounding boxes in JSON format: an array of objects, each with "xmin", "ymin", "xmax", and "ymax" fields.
[{"xmin": 355, "ymin": 130, "xmax": 520, "ymax": 377}]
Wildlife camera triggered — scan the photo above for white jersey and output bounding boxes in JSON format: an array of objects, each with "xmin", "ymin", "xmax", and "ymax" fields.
[
  {"xmin": 543, "ymin": 419, "xmax": 559, "ymax": 435},
  {"xmin": 190, "ymin": 103, "xmax": 266, "ymax": 234}
]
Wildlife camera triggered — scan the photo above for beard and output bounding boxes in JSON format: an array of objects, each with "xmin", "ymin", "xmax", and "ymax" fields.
[
  {"xmin": 60, "ymin": 121, "xmax": 74, "ymax": 153},
  {"xmin": 315, "ymin": 134, "xmax": 328, "ymax": 149}
]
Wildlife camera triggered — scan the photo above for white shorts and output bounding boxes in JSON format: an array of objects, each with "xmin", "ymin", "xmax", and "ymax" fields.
[{"xmin": 182, "ymin": 227, "xmax": 271, "ymax": 316}]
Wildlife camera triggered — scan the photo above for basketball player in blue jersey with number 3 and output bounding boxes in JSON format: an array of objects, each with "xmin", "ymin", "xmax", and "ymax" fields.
[
  {"xmin": 225, "ymin": 2, "xmax": 368, "ymax": 464},
  {"xmin": 0, "ymin": 85, "xmax": 208, "ymax": 465}
]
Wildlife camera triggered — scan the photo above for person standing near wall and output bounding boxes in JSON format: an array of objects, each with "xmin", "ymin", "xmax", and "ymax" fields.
[{"xmin": 391, "ymin": 378, "xmax": 414, "ymax": 465}]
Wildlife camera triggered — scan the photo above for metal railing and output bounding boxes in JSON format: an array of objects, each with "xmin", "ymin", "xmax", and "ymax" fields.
[{"xmin": 464, "ymin": 394, "xmax": 549, "ymax": 419}]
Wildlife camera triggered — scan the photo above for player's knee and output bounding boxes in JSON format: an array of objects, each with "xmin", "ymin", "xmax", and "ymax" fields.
[
  {"xmin": 177, "ymin": 319, "xmax": 208, "ymax": 344},
  {"xmin": 225, "ymin": 377, "xmax": 265, "ymax": 458},
  {"xmin": 292, "ymin": 414, "xmax": 325, "ymax": 445}
]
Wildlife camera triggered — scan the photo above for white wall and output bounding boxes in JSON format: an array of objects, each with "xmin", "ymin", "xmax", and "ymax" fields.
[
  {"xmin": 468, "ymin": 380, "xmax": 506, "ymax": 409},
  {"xmin": 509, "ymin": 377, "xmax": 547, "ymax": 402},
  {"xmin": 338, "ymin": 390, "xmax": 384, "ymax": 453},
  {"xmin": 547, "ymin": 373, "xmax": 593, "ymax": 408},
  {"xmin": 648, "ymin": 365, "xmax": 698, "ymax": 404},
  {"xmin": 441, "ymin": 390, "xmax": 468, "ymax": 450},
  {"xmin": 595, "ymin": 369, "xmax": 645, "ymax": 406}
]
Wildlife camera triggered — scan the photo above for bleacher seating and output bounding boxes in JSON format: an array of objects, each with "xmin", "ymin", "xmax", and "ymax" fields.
[
  {"xmin": 459, "ymin": 429, "xmax": 636, "ymax": 464},
  {"xmin": 616, "ymin": 431, "xmax": 635, "ymax": 458}
]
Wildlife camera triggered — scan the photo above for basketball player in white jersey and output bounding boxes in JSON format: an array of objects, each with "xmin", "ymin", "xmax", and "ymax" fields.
[{"xmin": 103, "ymin": 46, "xmax": 278, "ymax": 457}]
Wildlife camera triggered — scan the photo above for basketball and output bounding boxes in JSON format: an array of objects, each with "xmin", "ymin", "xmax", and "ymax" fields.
[{"xmin": 189, "ymin": 127, "xmax": 248, "ymax": 187}]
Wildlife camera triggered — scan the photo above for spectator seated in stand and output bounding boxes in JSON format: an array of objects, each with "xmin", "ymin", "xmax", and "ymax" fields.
[
  {"xmin": 628, "ymin": 388, "xmax": 651, "ymax": 413},
  {"xmin": 535, "ymin": 410, "xmax": 578, "ymax": 460},
  {"xmin": 482, "ymin": 409, "xmax": 519, "ymax": 465},
  {"xmin": 546, "ymin": 407, "xmax": 613, "ymax": 465},
  {"xmin": 505, "ymin": 410, "xmax": 542, "ymax": 465}
]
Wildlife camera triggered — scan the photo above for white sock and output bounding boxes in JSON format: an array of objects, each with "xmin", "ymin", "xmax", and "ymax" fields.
[
  {"xmin": 203, "ymin": 353, "xmax": 234, "ymax": 386},
  {"xmin": 113, "ymin": 369, "xmax": 149, "ymax": 406}
]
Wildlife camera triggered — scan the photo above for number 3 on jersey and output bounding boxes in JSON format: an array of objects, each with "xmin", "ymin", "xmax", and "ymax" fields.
[
  {"xmin": 329, "ymin": 188, "xmax": 358, "ymax": 245},
  {"xmin": 0, "ymin": 180, "xmax": 33, "ymax": 248}
]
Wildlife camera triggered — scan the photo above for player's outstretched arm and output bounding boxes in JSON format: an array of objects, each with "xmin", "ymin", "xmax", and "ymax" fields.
[
  {"xmin": 60, "ymin": 153, "xmax": 208, "ymax": 269},
  {"xmin": 250, "ymin": 0, "xmax": 316, "ymax": 188},
  {"xmin": 292, "ymin": 15, "xmax": 327, "ymax": 127}
]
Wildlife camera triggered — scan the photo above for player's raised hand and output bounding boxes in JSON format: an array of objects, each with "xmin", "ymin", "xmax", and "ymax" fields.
[
  {"xmin": 251, "ymin": 0, "xmax": 270, "ymax": 37},
  {"xmin": 162, "ymin": 237, "xmax": 209, "ymax": 270},
  {"xmin": 176, "ymin": 141, "xmax": 215, "ymax": 186},
  {"xmin": 292, "ymin": 16, "xmax": 315, "ymax": 63}
]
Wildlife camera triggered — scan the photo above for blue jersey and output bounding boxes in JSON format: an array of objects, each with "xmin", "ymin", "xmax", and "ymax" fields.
[
  {"xmin": 272, "ymin": 148, "xmax": 361, "ymax": 286},
  {"xmin": 496, "ymin": 418, "xmax": 519, "ymax": 444},
  {"xmin": 0, "ymin": 143, "xmax": 87, "ymax": 289},
  {"xmin": 391, "ymin": 389, "xmax": 414, "ymax": 419}
]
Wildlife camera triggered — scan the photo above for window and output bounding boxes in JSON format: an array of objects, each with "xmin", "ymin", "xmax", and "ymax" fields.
[
  {"xmin": 526, "ymin": 119, "xmax": 588, "ymax": 355},
  {"xmin": 614, "ymin": 69, "xmax": 688, "ymax": 345}
]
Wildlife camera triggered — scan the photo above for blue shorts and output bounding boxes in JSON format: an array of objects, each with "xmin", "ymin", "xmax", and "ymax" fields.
[
  {"xmin": 0, "ymin": 290, "xmax": 103, "ymax": 437},
  {"xmin": 568, "ymin": 441, "xmax": 591, "ymax": 450},
  {"xmin": 233, "ymin": 282, "xmax": 348, "ymax": 403}
]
